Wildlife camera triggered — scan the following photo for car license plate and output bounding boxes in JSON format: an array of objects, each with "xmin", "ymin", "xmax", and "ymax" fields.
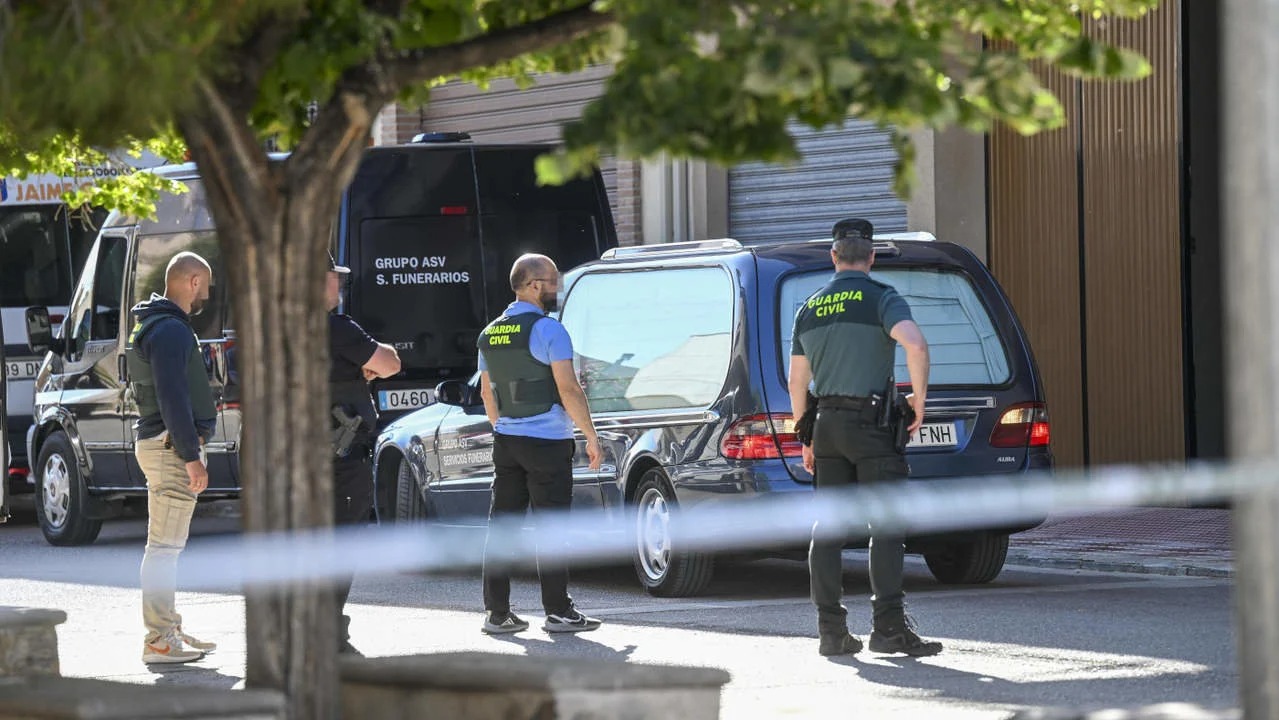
[
  {"xmin": 4, "ymin": 358, "xmax": 42, "ymax": 381},
  {"xmin": 378, "ymin": 388, "xmax": 435, "ymax": 412},
  {"xmin": 908, "ymin": 422, "xmax": 958, "ymax": 448}
]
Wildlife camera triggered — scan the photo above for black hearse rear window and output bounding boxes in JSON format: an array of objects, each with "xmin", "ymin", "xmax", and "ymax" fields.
[{"xmin": 780, "ymin": 268, "xmax": 1011, "ymax": 386}]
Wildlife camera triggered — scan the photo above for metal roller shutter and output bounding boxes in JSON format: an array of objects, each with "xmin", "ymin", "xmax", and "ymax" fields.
[
  {"xmin": 728, "ymin": 121, "xmax": 906, "ymax": 244},
  {"xmin": 418, "ymin": 66, "xmax": 617, "ymax": 211}
]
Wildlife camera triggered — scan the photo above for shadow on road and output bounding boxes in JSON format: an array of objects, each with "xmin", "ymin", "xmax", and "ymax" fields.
[
  {"xmin": 488, "ymin": 631, "xmax": 638, "ymax": 664},
  {"xmin": 147, "ymin": 661, "xmax": 242, "ymax": 689}
]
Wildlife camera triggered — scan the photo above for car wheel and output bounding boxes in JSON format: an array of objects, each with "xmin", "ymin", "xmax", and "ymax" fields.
[
  {"xmin": 632, "ymin": 469, "xmax": 714, "ymax": 597},
  {"xmin": 394, "ymin": 459, "xmax": 428, "ymax": 522},
  {"xmin": 34, "ymin": 431, "xmax": 103, "ymax": 546},
  {"xmin": 924, "ymin": 532, "xmax": 1009, "ymax": 584}
]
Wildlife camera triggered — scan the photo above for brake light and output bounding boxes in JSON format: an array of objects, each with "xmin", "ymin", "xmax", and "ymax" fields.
[
  {"xmin": 989, "ymin": 403, "xmax": 1051, "ymax": 448},
  {"xmin": 440, "ymin": 205, "xmax": 469, "ymax": 215},
  {"xmin": 721, "ymin": 413, "xmax": 804, "ymax": 460}
]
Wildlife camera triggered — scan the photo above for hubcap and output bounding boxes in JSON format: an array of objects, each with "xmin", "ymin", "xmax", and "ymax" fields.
[
  {"xmin": 41, "ymin": 453, "xmax": 71, "ymax": 530},
  {"xmin": 636, "ymin": 487, "xmax": 672, "ymax": 582}
]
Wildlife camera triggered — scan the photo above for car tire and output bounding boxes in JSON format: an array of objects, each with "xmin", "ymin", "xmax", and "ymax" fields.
[
  {"xmin": 34, "ymin": 431, "xmax": 103, "ymax": 546},
  {"xmin": 631, "ymin": 469, "xmax": 714, "ymax": 597},
  {"xmin": 923, "ymin": 532, "xmax": 1009, "ymax": 584},
  {"xmin": 394, "ymin": 459, "xmax": 428, "ymax": 522}
]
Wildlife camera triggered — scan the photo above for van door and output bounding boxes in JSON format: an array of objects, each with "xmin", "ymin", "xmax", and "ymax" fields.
[
  {"xmin": 122, "ymin": 228, "xmax": 237, "ymax": 491},
  {"xmin": 58, "ymin": 229, "xmax": 135, "ymax": 488},
  {"xmin": 343, "ymin": 147, "xmax": 484, "ymax": 420}
]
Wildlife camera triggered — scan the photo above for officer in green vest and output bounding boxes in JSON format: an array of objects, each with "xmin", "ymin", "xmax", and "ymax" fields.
[
  {"xmin": 788, "ymin": 218, "xmax": 943, "ymax": 658},
  {"xmin": 126, "ymin": 251, "xmax": 218, "ymax": 665},
  {"xmin": 476, "ymin": 253, "xmax": 603, "ymax": 635}
]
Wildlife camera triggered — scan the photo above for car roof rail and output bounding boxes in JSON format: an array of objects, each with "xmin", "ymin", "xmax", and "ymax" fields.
[
  {"xmin": 873, "ymin": 231, "xmax": 936, "ymax": 242},
  {"xmin": 411, "ymin": 131, "xmax": 472, "ymax": 143},
  {"xmin": 601, "ymin": 238, "xmax": 744, "ymax": 261}
]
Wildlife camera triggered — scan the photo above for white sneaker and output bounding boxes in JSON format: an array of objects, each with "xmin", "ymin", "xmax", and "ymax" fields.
[
  {"xmin": 177, "ymin": 627, "xmax": 217, "ymax": 653},
  {"xmin": 142, "ymin": 631, "xmax": 204, "ymax": 665}
]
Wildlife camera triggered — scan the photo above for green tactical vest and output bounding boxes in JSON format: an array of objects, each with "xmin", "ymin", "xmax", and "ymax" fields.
[
  {"xmin": 126, "ymin": 314, "xmax": 217, "ymax": 423},
  {"xmin": 477, "ymin": 312, "xmax": 561, "ymax": 419}
]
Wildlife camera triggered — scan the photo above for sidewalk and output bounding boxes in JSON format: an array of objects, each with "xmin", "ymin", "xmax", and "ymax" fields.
[{"xmin": 1006, "ymin": 507, "xmax": 1233, "ymax": 578}]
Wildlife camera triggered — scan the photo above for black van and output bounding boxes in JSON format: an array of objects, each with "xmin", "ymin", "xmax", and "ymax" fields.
[
  {"xmin": 341, "ymin": 140, "xmax": 616, "ymax": 423},
  {"xmin": 376, "ymin": 233, "xmax": 1050, "ymax": 596},
  {"xmin": 22, "ymin": 139, "xmax": 616, "ymax": 545}
]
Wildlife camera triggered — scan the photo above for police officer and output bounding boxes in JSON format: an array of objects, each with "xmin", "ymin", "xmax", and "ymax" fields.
[
  {"xmin": 327, "ymin": 252, "xmax": 400, "ymax": 655},
  {"xmin": 128, "ymin": 251, "xmax": 218, "ymax": 665},
  {"xmin": 788, "ymin": 218, "xmax": 943, "ymax": 658},
  {"xmin": 477, "ymin": 253, "xmax": 603, "ymax": 635}
]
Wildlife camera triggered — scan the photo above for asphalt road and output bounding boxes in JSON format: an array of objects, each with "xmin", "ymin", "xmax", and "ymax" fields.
[{"xmin": 0, "ymin": 497, "xmax": 1240, "ymax": 719}]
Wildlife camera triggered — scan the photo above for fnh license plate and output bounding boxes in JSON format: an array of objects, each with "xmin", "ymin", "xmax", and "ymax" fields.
[
  {"xmin": 4, "ymin": 359, "xmax": 42, "ymax": 381},
  {"xmin": 908, "ymin": 422, "xmax": 958, "ymax": 448},
  {"xmin": 378, "ymin": 388, "xmax": 435, "ymax": 412}
]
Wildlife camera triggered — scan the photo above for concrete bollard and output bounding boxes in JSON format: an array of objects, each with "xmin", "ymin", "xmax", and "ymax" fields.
[
  {"xmin": 0, "ymin": 607, "xmax": 67, "ymax": 677},
  {"xmin": 0, "ymin": 676, "xmax": 285, "ymax": 720},
  {"xmin": 341, "ymin": 652, "xmax": 731, "ymax": 720}
]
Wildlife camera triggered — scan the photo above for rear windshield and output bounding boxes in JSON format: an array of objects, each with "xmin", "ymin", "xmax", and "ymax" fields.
[{"xmin": 780, "ymin": 268, "xmax": 1011, "ymax": 386}]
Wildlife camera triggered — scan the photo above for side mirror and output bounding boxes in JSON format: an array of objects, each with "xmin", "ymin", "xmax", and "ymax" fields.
[
  {"xmin": 435, "ymin": 380, "xmax": 476, "ymax": 407},
  {"xmin": 25, "ymin": 307, "xmax": 62, "ymax": 355}
]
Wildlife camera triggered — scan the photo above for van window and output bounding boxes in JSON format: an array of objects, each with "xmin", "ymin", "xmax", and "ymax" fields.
[
  {"xmin": 560, "ymin": 267, "xmax": 734, "ymax": 412},
  {"xmin": 779, "ymin": 268, "xmax": 1011, "ymax": 386},
  {"xmin": 131, "ymin": 231, "xmax": 226, "ymax": 340},
  {"xmin": 65, "ymin": 234, "xmax": 129, "ymax": 357}
]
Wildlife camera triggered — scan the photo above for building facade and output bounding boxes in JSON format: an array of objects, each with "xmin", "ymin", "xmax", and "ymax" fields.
[{"xmin": 376, "ymin": 1, "xmax": 1218, "ymax": 469}]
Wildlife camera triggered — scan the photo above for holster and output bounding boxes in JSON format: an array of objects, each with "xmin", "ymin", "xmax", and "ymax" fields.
[
  {"xmin": 892, "ymin": 395, "xmax": 916, "ymax": 453},
  {"xmin": 331, "ymin": 404, "xmax": 366, "ymax": 459},
  {"xmin": 795, "ymin": 391, "xmax": 818, "ymax": 446}
]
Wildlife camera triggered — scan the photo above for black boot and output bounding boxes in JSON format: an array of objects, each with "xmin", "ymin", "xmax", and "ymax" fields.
[
  {"xmin": 818, "ymin": 628, "xmax": 863, "ymax": 657},
  {"xmin": 869, "ymin": 613, "xmax": 942, "ymax": 657}
]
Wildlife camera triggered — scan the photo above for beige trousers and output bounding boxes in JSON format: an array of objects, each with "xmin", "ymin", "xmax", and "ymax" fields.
[{"xmin": 136, "ymin": 435, "xmax": 197, "ymax": 641}]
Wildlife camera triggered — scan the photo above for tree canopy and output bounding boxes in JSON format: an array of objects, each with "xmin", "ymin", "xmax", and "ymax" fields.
[{"xmin": 1, "ymin": 0, "xmax": 1159, "ymax": 202}]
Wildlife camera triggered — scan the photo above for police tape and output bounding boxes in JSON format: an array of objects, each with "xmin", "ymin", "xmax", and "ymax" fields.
[{"xmin": 160, "ymin": 459, "xmax": 1266, "ymax": 593}]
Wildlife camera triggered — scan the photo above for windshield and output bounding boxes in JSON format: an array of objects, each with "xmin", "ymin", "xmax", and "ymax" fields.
[{"xmin": 780, "ymin": 267, "xmax": 1011, "ymax": 386}]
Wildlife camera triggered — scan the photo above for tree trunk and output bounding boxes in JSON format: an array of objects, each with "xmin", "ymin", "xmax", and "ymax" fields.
[
  {"xmin": 1223, "ymin": 2, "xmax": 1279, "ymax": 716},
  {"xmin": 178, "ymin": 80, "xmax": 378, "ymax": 720}
]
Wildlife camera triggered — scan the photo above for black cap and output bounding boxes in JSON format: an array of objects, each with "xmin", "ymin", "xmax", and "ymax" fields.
[
  {"xmin": 832, "ymin": 218, "xmax": 874, "ymax": 243},
  {"xmin": 328, "ymin": 252, "xmax": 350, "ymax": 275}
]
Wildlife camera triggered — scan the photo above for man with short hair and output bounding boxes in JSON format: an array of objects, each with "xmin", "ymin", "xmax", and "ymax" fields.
[
  {"xmin": 128, "ymin": 251, "xmax": 218, "ymax": 665},
  {"xmin": 477, "ymin": 253, "xmax": 603, "ymax": 635},
  {"xmin": 789, "ymin": 218, "xmax": 943, "ymax": 658},
  {"xmin": 326, "ymin": 252, "xmax": 400, "ymax": 655}
]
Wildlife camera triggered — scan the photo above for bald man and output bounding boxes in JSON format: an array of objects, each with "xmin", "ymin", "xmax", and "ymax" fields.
[
  {"xmin": 126, "ymin": 251, "xmax": 218, "ymax": 665},
  {"xmin": 477, "ymin": 253, "xmax": 603, "ymax": 634}
]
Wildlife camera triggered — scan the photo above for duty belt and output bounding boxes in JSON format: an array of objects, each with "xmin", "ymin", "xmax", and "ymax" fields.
[{"xmin": 817, "ymin": 395, "xmax": 874, "ymax": 410}]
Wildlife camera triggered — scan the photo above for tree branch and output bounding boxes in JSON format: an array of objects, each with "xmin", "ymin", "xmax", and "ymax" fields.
[
  {"xmin": 215, "ymin": 12, "xmax": 306, "ymax": 115},
  {"xmin": 285, "ymin": 2, "xmax": 616, "ymax": 192},
  {"xmin": 380, "ymin": 2, "xmax": 616, "ymax": 93}
]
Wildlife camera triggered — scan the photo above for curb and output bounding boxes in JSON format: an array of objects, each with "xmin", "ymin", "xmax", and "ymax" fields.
[{"xmin": 1005, "ymin": 549, "xmax": 1233, "ymax": 579}]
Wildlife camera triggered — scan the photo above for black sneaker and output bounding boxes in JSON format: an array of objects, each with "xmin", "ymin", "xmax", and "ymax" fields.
[
  {"xmin": 818, "ymin": 631, "xmax": 864, "ymax": 657},
  {"xmin": 544, "ymin": 608, "xmax": 602, "ymax": 633},
  {"xmin": 869, "ymin": 616, "xmax": 943, "ymax": 657},
  {"xmin": 482, "ymin": 612, "xmax": 530, "ymax": 635}
]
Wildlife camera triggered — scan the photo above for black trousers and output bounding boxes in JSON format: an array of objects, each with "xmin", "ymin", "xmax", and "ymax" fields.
[
  {"xmin": 482, "ymin": 433, "xmax": 575, "ymax": 617},
  {"xmin": 333, "ymin": 451, "xmax": 374, "ymax": 641},
  {"xmin": 809, "ymin": 406, "xmax": 910, "ymax": 633}
]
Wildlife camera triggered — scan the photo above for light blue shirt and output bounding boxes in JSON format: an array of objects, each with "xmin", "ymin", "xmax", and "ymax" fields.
[{"xmin": 477, "ymin": 301, "xmax": 575, "ymax": 440}]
